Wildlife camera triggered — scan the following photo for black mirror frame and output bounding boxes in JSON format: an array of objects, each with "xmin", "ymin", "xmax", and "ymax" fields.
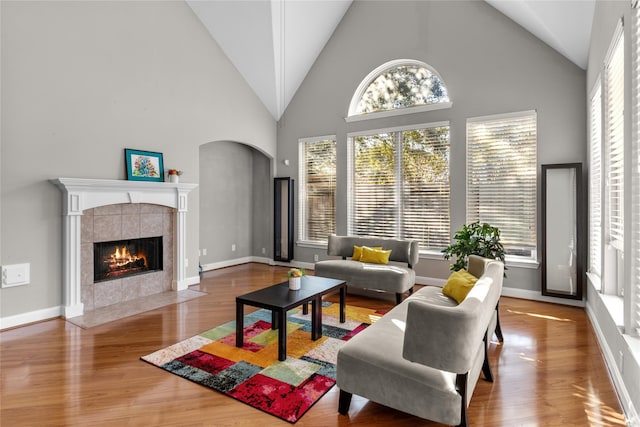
[{"xmin": 541, "ymin": 163, "xmax": 585, "ymax": 300}]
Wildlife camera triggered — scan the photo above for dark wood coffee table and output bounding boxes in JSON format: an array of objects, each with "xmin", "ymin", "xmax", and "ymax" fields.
[{"xmin": 235, "ymin": 275, "xmax": 346, "ymax": 361}]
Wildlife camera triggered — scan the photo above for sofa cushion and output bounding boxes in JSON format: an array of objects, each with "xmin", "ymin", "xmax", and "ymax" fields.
[
  {"xmin": 351, "ymin": 245, "xmax": 381, "ymax": 261},
  {"xmin": 360, "ymin": 247, "xmax": 392, "ymax": 264},
  {"xmin": 314, "ymin": 259, "xmax": 415, "ymax": 294},
  {"xmin": 442, "ymin": 269, "xmax": 478, "ymax": 304}
]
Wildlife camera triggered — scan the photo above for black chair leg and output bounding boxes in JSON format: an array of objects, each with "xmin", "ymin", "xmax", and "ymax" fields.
[
  {"xmin": 338, "ymin": 390, "xmax": 352, "ymax": 415},
  {"xmin": 455, "ymin": 373, "xmax": 469, "ymax": 427},
  {"xmin": 495, "ymin": 302, "xmax": 504, "ymax": 343},
  {"xmin": 395, "ymin": 292, "xmax": 402, "ymax": 305},
  {"xmin": 482, "ymin": 330, "xmax": 494, "ymax": 382}
]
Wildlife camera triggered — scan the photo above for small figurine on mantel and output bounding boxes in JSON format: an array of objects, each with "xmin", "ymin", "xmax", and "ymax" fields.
[{"xmin": 167, "ymin": 169, "xmax": 182, "ymax": 183}]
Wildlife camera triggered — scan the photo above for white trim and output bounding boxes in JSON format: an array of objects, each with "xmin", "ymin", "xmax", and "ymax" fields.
[
  {"xmin": 604, "ymin": 19, "xmax": 624, "ymax": 68},
  {"xmin": 0, "ymin": 306, "xmax": 62, "ymax": 330},
  {"xmin": 347, "ymin": 120, "xmax": 450, "ymax": 138},
  {"xmin": 345, "ymin": 102, "xmax": 452, "ymax": 123},
  {"xmin": 586, "ymin": 302, "xmax": 640, "ymax": 426},
  {"xmin": 201, "ymin": 257, "xmax": 266, "ymax": 272},
  {"xmin": 466, "ymin": 109, "xmax": 537, "ymax": 124},
  {"xmin": 297, "ymin": 241, "xmax": 328, "ymax": 249},
  {"xmin": 501, "ymin": 287, "xmax": 585, "ymax": 307},
  {"xmin": 298, "ymin": 134, "xmax": 336, "ymax": 144}
]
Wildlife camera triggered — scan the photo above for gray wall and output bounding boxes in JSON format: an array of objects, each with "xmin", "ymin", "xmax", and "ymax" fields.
[
  {"xmin": 0, "ymin": 1, "xmax": 276, "ymax": 320},
  {"xmin": 277, "ymin": 0, "xmax": 586, "ymax": 294},
  {"xmin": 199, "ymin": 141, "xmax": 272, "ymax": 265}
]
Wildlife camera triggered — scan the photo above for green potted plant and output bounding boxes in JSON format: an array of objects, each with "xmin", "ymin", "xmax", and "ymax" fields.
[
  {"xmin": 287, "ymin": 268, "xmax": 306, "ymax": 290},
  {"xmin": 442, "ymin": 222, "xmax": 506, "ymax": 275}
]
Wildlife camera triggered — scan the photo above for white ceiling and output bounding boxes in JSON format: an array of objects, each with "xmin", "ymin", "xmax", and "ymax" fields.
[{"xmin": 188, "ymin": 0, "xmax": 595, "ymax": 121}]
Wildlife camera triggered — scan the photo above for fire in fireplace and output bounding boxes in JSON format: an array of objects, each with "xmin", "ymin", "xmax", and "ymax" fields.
[{"xmin": 94, "ymin": 236, "xmax": 163, "ymax": 282}]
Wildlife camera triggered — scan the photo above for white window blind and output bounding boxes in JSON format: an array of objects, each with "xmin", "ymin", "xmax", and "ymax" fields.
[
  {"xmin": 299, "ymin": 136, "xmax": 336, "ymax": 244},
  {"xmin": 466, "ymin": 111, "xmax": 537, "ymax": 258},
  {"xmin": 589, "ymin": 82, "xmax": 603, "ymax": 277},
  {"xmin": 348, "ymin": 123, "xmax": 450, "ymax": 250},
  {"xmin": 605, "ymin": 24, "xmax": 625, "ymax": 247},
  {"xmin": 631, "ymin": 5, "xmax": 640, "ymax": 336}
]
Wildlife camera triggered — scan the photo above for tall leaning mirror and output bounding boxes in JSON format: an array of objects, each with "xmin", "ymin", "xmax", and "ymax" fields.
[{"xmin": 541, "ymin": 163, "xmax": 584, "ymax": 300}]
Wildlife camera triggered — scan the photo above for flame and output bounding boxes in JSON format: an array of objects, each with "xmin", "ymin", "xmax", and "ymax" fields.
[{"xmin": 106, "ymin": 246, "xmax": 146, "ymax": 270}]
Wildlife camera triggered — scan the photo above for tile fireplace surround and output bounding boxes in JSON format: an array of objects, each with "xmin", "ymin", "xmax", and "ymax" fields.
[{"xmin": 52, "ymin": 178, "xmax": 198, "ymax": 319}]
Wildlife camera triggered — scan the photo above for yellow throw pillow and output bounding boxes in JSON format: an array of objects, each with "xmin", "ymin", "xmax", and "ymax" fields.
[
  {"xmin": 352, "ymin": 245, "xmax": 382, "ymax": 261},
  {"xmin": 360, "ymin": 246, "xmax": 392, "ymax": 264},
  {"xmin": 442, "ymin": 269, "xmax": 479, "ymax": 304}
]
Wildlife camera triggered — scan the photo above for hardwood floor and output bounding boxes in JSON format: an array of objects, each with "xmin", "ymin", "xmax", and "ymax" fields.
[{"xmin": 0, "ymin": 263, "xmax": 626, "ymax": 426}]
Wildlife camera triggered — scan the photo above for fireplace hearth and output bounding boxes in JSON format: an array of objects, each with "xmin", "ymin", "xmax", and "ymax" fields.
[{"xmin": 94, "ymin": 236, "xmax": 163, "ymax": 282}]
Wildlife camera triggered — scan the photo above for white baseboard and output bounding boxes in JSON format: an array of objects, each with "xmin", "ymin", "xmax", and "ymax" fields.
[
  {"xmin": 201, "ymin": 256, "xmax": 273, "ymax": 272},
  {"xmin": 500, "ymin": 287, "xmax": 585, "ymax": 307},
  {"xmin": 184, "ymin": 274, "xmax": 201, "ymax": 287},
  {"xmin": 0, "ymin": 305, "xmax": 62, "ymax": 330},
  {"xmin": 586, "ymin": 303, "xmax": 640, "ymax": 427}
]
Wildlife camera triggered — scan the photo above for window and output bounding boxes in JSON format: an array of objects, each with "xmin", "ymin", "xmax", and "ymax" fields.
[
  {"xmin": 348, "ymin": 123, "xmax": 450, "ymax": 250},
  {"xmin": 631, "ymin": 6, "xmax": 640, "ymax": 336},
  {"xmin": 604, "ymin": 22, "xmax": 625, "ymax": 296},
  {"xmin": 605, "ymin": 24, "xmax": 625, "ymax": 251},
  {"xmin": 347, "ymin": 59, "xmax": 451, "ymax": 121},
  {"xmin": 298, "ymin": 136, "xmax": 336, "ymax": 244},
  {"xmin": 466, "ymin": 111, "xmax": 537, "ymax": 260},
  {"xmin": 589, "ymin": 81, "xmax": 603, "ymax": 278}
]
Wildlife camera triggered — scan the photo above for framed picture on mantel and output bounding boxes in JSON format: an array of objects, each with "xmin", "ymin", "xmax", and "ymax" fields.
[{"xmin": 124, "ymin": 148, "xmax": 164, "ymax": 182}]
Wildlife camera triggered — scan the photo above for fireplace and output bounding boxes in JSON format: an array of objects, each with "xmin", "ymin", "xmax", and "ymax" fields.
[
  {"xmin": 51, "ymin": 177, "xmax": 198, "ymax": 318},
  {"xmin": 94, "ymin": 236, "xmax": 163, "ymax": 282}
]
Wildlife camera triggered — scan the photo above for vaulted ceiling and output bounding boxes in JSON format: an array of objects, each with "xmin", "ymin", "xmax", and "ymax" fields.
[{"xmin": 187, "ymin": 0, "xmax": 595, "ymax": 121}]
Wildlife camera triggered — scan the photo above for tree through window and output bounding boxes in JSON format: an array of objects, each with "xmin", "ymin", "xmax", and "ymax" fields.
[{"xmin": 352, "ymin": 61, "xmax": 450, "ymax": 116}]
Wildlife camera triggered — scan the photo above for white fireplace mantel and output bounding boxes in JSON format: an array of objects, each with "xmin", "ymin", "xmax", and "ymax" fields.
[{"xmin": 51, "ymin": 177, "xmax": 198, "ymax": 318}]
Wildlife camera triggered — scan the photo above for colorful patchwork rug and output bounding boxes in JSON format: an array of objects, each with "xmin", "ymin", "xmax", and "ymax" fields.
[{"xmin": 141, "ymin": 302, "xmax": 382, "ymax": 423}]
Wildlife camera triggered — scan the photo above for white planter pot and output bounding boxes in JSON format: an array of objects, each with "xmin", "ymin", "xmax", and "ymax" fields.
[
  {"xmin": 288, "ymin": 277, "xmax": 301, "ymax": 290},
  {"xmin": 169, "ymin": 175, "xmax": 179, "ymax": 183}
]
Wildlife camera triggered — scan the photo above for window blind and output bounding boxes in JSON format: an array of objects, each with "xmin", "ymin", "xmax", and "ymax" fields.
[
  {"xmin": 466, "ymin": 111, "xmax": 537, "ymax": 258},
  {"xmin": 605, "ymin": 25, "xmax": 625, "ymax": 246},
  {"xmin": 348, "ymin": 123, "xmax": 450, "ymax": 250},
  {"xmin": 589, "ymin": 83, "xmax": 603, "ymax": 277},
  {"xmin": 299, "ymin": 136, "xmax": 336, "ymax": 243},
  {"xmin": 631, "ymin": 6, "xmax": 640, "ymax": 336}
]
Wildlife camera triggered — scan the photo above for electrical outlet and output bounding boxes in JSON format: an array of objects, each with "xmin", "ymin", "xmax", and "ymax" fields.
[
  {"xmin": 262, "ymin": 247, "xmax": 266, "ymax": 254},
  {"xmin": 185, "ymin": 258, "xmax": 189, "ymax": 267},
  {"xmin": 314, "ymin": 254, "xmax": 319, "ymax": 262},
  {"xmin": 232, "ymin": 244, "xmax": 236, "ymax": 252},
  {"xmin": 1, "ymin": 263, "xmax": 30, "ymax": 288},
  {"xmin": 203, "ymin": 248, "xmax": 207, "ymax": 256}
]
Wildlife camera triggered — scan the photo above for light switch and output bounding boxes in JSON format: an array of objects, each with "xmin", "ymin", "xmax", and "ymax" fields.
[{"xmin": 1, "ymin": 263, "xmax": 30, "ymax": 288}]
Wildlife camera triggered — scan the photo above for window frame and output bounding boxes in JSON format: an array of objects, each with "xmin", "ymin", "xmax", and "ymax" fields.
[
  {"xmin": 346, "ymin": 59, "xmax": 452, "ymax": 123},
  {"xmin": 603, "ymin": 20, "xmax": 625, "ymax": 297},
  {"xmin": 347, "ymin": 121, "xmax": 451, "ymax": 253},
  {"xmin": 466, "ymin": 110, "xmax": 538, "ymax": 264},
  {"xmin": 589, "ymin": 78, "xmax": 604, "ymax": 283},
  {"xmin": 297, "ymin": 135, "xmax": 337, "ymax": 247}
]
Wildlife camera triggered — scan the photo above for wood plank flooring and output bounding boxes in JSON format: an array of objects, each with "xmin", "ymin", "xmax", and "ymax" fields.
[{"xmin": 0, "ymin": 263, "xmax": 626, "ymax": 426}]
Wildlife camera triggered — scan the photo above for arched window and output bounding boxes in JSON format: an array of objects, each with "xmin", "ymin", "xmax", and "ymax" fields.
[{"xmin": 347, "ymin": 59, "xmax": 451, "ymax": 120}]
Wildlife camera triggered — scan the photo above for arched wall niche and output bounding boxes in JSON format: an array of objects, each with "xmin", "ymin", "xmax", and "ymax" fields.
[{"xmin": 199, "ymin": 140, "xmax": 273, "ymax": 267}]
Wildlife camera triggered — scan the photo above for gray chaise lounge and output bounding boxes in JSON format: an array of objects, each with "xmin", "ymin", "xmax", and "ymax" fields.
[{"xmin": 314, "ymin": 234, "xmax": 420, "ymax": 304}]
